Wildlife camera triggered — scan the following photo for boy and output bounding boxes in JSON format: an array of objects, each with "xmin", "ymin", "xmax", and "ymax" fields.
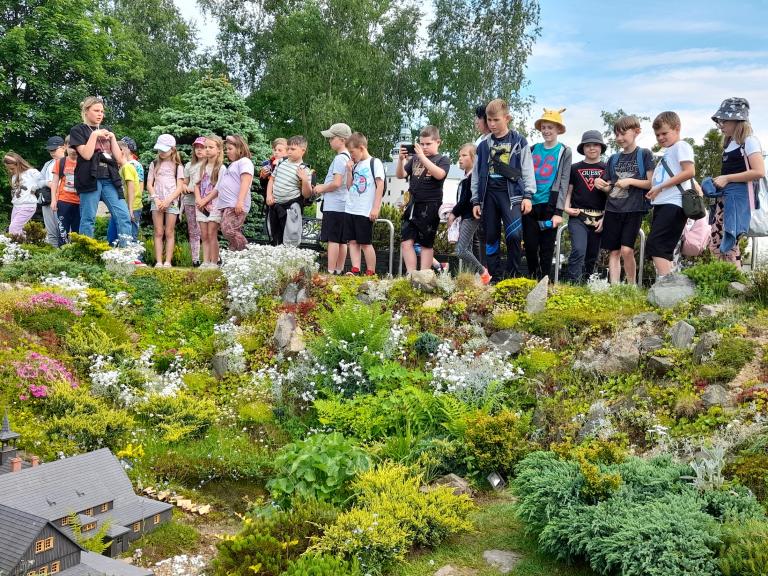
[
  {"xmin": 474, "ymin": 104, "xmax": 491, "ymax": 146},
  {"xmin": 315, "ymin": 123, "xmax": 352, "ymax": 274},
  {"xmin": 260, "ymin": 138, "xmax": 288, "ymax": 245},
  {"xmin": 595, "ymin": 115, "xmax": 654, "ymax": 284},
  {"xmin": 117, "ymin": 140, "xmax": 143, "ymax": 242},
  {"xmin": 646, "ymin": 111, "xmax": 695, "ymax": 278},
  {"xmin": 524, "ymin": 108, "xmax": 572, "ymax": 280},
  {"xmin": 564, "ymin": 130, "xmax": 608, "ymax": 283},
  {"xmin": 50, "ymin": 137, "xmax": 81, "ymax": 243},
  {"xmin": 41, "ymin": 136, "xmax": 66, "ymax": 247},
  {"xmin": 470, "ymin": 98, "xmax": 536, "ymax": 280},
  {"xmin": 343, "ymin": 132, "xmax": 384, "ymax": 276},
  {"xmin": 396, "ymin": 125, "xmax": 451, "ymax": 273},
  {"xmin": 266, "ymin": 135, "xmax": 312, "ymax": 247}
]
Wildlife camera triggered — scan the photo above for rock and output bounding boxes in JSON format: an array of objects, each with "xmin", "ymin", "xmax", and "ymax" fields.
[
  {"xmin": 632, "ymin": 311, "xmax": 661, "ymax": 325},
  {"xmin": 281, "ymin": 282, "xmax": 300, "ymax": 304},
  {"xmin": 639, "ymin": 335, "xmax": 664, "ymax": 354},
  {"xmin": 488, "ymin": 330, "xmax": 526, "ymax": 356},
  {"xmin": 525, "ymin": 276, "xmax": 549, "ymax": 314},
  {"xmin": 301, "ymin": 264, "xmax": 314, "ymax": 289},
  {"xmin": 287, "ymin": 326, "xmax": 305, "ymax": 353},
  {"xmin": 295, "ymin": 288, "xmax": 309, "ymax": 304},
  {"xmin": 702, "ymin": 384, "xmax": 731, "ymax": 408},
  {"xmin": 669, "ymin": 320, "xmax": 695, "ymax": 349},
  {"xmin": 699, "ymin": 304, "xmax": 724, "ymax": 318},
  {"xmin": 577, "ymin": 400, "xmax": 616, "ymax": 441},
  {"xmin": 574, "ymin": 337, "xmax": 640, "ymax": 376},
  {"xmin": 648, "ymin": 355, "xmax": 674, "ymax": 375},
  {"xmin": 647, "ymin": 273, "xmax": 696, "ymax": 308},
  {"xmin": 729, "ymin": 281, "xmax": 748, "ymax": 296},
  {"xmin": 482, "ymin": 550, "xmax": 521, "ymax": 574},
  {"xmin": 433, "ymin": 473, "xmax": 473, "ymax": 497},
  {"xmin": 274, "ymin": 313, "xmax": 305, "ymax": 353},
  {"xmin": 211, "ymin": 353, "xmax": 228, "ymax": 379},
  {"xmin": 693, "ymin": 331, "xmax": 722, "ymax": 364},
  {"xmin": 410, "ymin": 269, "xmax": 438, "ymax": 292},
  {"xmin": 422, "ymin": 297, "xmax": 445, "ymax": 311}
]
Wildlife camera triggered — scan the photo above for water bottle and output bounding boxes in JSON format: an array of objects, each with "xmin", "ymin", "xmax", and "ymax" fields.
[{"xmin": 538, "ymin": 220, "xmax": 553, "ymax": 230}]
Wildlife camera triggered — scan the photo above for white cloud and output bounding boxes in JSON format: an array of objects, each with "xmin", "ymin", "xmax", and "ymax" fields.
[{"xmin": 609, "ymin": 48, "xmax": 768, "ymax": 70}]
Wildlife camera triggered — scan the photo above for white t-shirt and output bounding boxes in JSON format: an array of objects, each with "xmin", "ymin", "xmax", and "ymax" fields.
[
  {"xmin": 12, "ymin": 169, "xmax": 44, "ymax": 205},
  {"xmin": 724, "ymin": 135, "xmax": 762, "ymax": 157},
  {"xmin": 321, "ymin": 152, "xmax": 350, "ymax": 213},
  {"xmin": 346, "ymin": 157, "xmax": 384, "ymax": 217},
  {"xmin": 651, "ymin": 140, "xmax": 694, "ymax": 207}
]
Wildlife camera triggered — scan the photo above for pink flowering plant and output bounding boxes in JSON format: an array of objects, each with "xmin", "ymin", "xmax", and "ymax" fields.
[
  {"xmin": 13, "ymin": 291, "xmax": 82, "ymax": 335},
  {"xmin": 13, "ymin": 351, "xmax": 78, "ymax": 400},
  {"xmin": 22, "ymin": 292, "xmax": 82, "ymax": 315}
]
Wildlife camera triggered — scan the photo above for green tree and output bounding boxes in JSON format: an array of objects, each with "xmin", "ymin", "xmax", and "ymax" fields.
[
  {"xmin": 695, "ymin": 128, "xmax": 722, "ymax": 180},
  {"xmin": 600, "ymin": 109, "xmax": 651, "ymax": 153}
]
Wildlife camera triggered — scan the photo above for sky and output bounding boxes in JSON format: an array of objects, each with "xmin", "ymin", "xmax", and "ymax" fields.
[{"xmin": 175, "ymin": 0, "xmax": 768, "ymax": 156}]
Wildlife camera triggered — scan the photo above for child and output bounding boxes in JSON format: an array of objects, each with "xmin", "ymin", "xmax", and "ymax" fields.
[
  {"xmin": 147, "ymin": 134, "xmax": 184, "ymax": 267},
  {"xmin": 218, "ymin": 134, "xmax": 255, "ymax": 251},
  {"xmin": 183, "ymin": 137, "xmax": 206, "ymax": 266},
  {"xmin": 524, "ymin": 108, "xmax": 572, "ymax": 280},
  {"xmin": 594, "ymin": 116, "xmax": 654, "ymax": 284},
  {"xmin": 709, "ymin": 97, "xmax": 765, "ymax": 264},
  {"xmin": 474, "ymin": 104, "xmax": 491, "ymax": 146},
  {"xmin": 646, "ymin": 111, "xmax": 696, "ymax": 278},
  {"xmin": 447, "ymin": 143, "xmax": 490, "ymax": 282},
  {"xmin": 51, "ymin": 137, "xmax": 81, "ymax": 242},
  {"xmin": 470, "ymin": 99, "xmax": 536, "ymax": 280},
  {"xmin": 396, "ymin": 125, "xmax": 451, "ymax": 272},
  {"xmin": 266, "ymin": 135, "xmax": 312, "ymax": 247},
  {"xmin": 107, "ymin": 136, "xmax": 144, "ymax": 246},
  {"xmin": 564, "ymin": 130, "xmax": 607, "ymax": 283},
  {"xmin": 117, "ymin": 141, "xmax": 143, "ymax": 243},
  {"xmin": 315, "ymin": 123, "xmax": 352, "ymax": 274},
  {"xmin": 41, "ymin": 136, "xmax": 66, "ymax": 247},
  {"xmin": 196, "ymin": 135, "xmax": 225, "ymax": 268},
  {"xmin": 3, "ymin": 152, "xmax": 44, "ymax": 238},
  {"xmin": 259, "ymin": 138, "xmax": 288, "ymax": 190},
  {"xmin": 343, "ymin": 132, "xmax": 384, "ymax": 276}
]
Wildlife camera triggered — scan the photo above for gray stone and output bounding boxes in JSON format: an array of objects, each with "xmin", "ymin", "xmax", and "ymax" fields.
[
  {"xmin": 648, "ymin": 355, "xmax": 674, "ymax": 375},
  {"xmin": 482, "ymin": 550, "xmax": 521, "ymax": 574},
  {"xmin": 699, "ymin": 304, "xmax": 724, "ymax": 318},
  {"xmin": 301, "ymin": 265, "xmax": 314, "ymax": 289},
  {"xmin": 211, "ymin": 353, "xmax": 228, "ymax": 379},
  {"xmin": 632, "ymin": 311, "xmax": 661, "ymax": 325},
  {"xmin": 281, "ymin": 283, "xmax": 300, "ymax": 304},
  {"xmin": 410, "ymin": 269, "xmax": 438, "ymax": 292},
  {"xmin": 574, "ymin": 337, "xmax": 640, "ymax": 376},
  {"xmin": 639, "ymin": 335, "xmax": 664, "ymax": 354},
  {"xmin": 525, "ymin": 276, "xmax": 549, "ymax": 314},
  {"xmin": 433, "ymin": 473, "xmax": 474, "ymax": 497},
  {"xmin": 274, "ymin": 313, "xmax": 304, "ymax": 353},
  {"xmin": 669, "ymin": 320, "xmax": 695, "ymax": 349},
  {"xmin": 729, "ymin": 281, "xmax": 748, "ymax": 296},
  {"xmin": 577, "ymin": 400, "xmax": 616, "ymax": 441},
  {"xmin": 693, "ymin": 331, "xmax": 722, "ymax": 364},
  {"xmin": 296, "ymin": 288, "xmax": 309, "ymax": 304},
  {"xmin": 488, "ymin": 330, "xmax": 526, "ymax": 356},
  {"xmin": 701, "ymin": 384, "xmax": 731, "ymax": 408},
  {"xmin": 647, "ymin": 273, "xmax": 696, "ymax": 308}
]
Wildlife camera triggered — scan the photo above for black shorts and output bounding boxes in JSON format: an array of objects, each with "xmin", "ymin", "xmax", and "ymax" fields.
[
  {"xmin": 342, "ymin": 213, "xmax": 373, "ymax": 245},
  {"xmin": 401, "ymin": 201, "xmax": 441, "ymax": 248},
  {"xmin": 320, "ymin": 210, "xmax": 345, "ymax": 243},
  {"xmin": 601, "ymin": 211, "xmax": 644, "ymax": 251},
  {"xmin": 646, "ymin": 204, "xmax": 687, "ymax": 260}
]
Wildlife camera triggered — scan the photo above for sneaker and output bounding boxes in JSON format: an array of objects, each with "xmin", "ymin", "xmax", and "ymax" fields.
[
  {"xmin": 365, "ymin": 269, "xmax": 376, "ymax": 276},
  {"xmin": 163, "ymin": 262, "xmax": 172, "ymax": 268},
  {"xmin": 480, "ymin": 268, "xmax": 492, "ymax": 285},
  {"xmin": 192, "ymin": 261, "xmax": 201, "ymax": 268},
  {"xmin": 133, "ymin": 260, "xmax": 146, "ymax": 267},
  {"xmin": 440, "ymin": 262, "xmax": 450, "ymax": 273},
  {"xmin": 154, "ymin": 263, "xmax": 163, "ymax": 269},
  {"xmin": 345, "ymin": 267, "xmax": 361, "ymax": 276}
]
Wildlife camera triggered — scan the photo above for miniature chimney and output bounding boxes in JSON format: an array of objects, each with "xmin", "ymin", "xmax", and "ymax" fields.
[
  {"xmin": 10, "ymin": 457, "xmax": 22, "ymax": 473},
  {"xmin": 31, "ymin": 456, "xmax": 39, "ymax": 468}
]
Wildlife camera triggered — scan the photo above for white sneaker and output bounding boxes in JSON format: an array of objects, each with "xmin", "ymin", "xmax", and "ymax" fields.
[
  {"xmin": 154, "ymin": 263, "xmax": 162, "ymax": 268},
  {"xmin": 163, "ymin": 262, "xmax": 172, "ymax": 268}
]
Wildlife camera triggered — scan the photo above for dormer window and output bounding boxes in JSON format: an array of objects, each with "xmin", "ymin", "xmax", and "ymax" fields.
[
  {"xmin": 100, "ymin": 502, "xmax": 109, "ymax": 513},
  {"xmin": 82, "ymin": 521, "xmax": 97, "ymax": 531},
  {"xmin": 83, "ymin": 507, "xmax": 93, "ymax": 516}
]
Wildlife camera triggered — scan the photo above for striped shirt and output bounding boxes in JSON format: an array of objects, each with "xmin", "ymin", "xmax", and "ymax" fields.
[{"xmin": 271, "ymin": 159, "xmax": 306, "ymax": 204}]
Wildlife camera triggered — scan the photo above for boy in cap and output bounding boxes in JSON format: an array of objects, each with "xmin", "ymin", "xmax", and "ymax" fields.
[
  {"xmin": 314, "ymin": 123, "xmax": 352, "ymax": 274},
  {"xmin": 564, "ymin": 130, "xmax": 607, "ymax": 282},
  {"xmin": 41, "ymin": 136, "xmax": 67, "ymax": 246},
  {"xmin": 523, "ymin": 108, "xmax": 572, "ymax": 280}
]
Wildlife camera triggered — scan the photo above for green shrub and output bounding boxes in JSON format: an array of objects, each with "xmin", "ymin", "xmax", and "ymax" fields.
[
  {"xmin": 683, "ymin": 261, "xmax": 746, "ymax": 301},
  {"xmin": 516, "ymin": 347, "xmax": 559, "ymax": 374},
  {"xmin": 58, "ymin": 232, "xmax": 111, "ymax": 264},
  {"xmin": 414, "ymin": 331, "xmax": 441, "ymax": 357},
  {"xmin": 493, "ymin": 277, "xmax": 537, "ymax": 307},
  {"xmin": 713, "ymin": 336, "xmax": 755, "ymax": 369},
  {"xmin": 719, "ymin": 519, "xmax": 768, "ymax": 576},
  {"xmin": 22, "ymin": 220, "xmax": 48, "ymax": 245},
  {"xmin": 238, "ymin": 401, "xmax": 274, "ymax": 427},
  {"xmin": 267, "ymin": 432, "xmax": 371, "ymax": 507},
  {"xmin": 283, "ymin": 555, "xmax": 361, "ymax": 576},
  {"xmin": 133, "ymin": 393, "xmax": 218, "ymax": 442},
  {"xmin": 747, "ymin": 268, "xmax": 768, "ymax": 306},
  {"xmin": 725, "ymin": 453, "xmax": 768, "ymax": 502},
  {"xmin": 491, "ymin": 308, "xmax": 520, "ymax": 330},
  {"xmin": 464, "ymin": 409, "xmax": 537, "ymax": 478}
]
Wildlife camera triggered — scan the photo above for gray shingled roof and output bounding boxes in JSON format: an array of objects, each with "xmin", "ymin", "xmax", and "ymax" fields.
[
  {"xmin": 79, "ymin": 552, "xmax": 153, "ymax": 576},
  {"xmin": 0, "ymin": 504, "xmax": 49, "ymax": 575},
  {"xmin": 0, "ymin": 449, "xmax": 136, "ymax": 521}
]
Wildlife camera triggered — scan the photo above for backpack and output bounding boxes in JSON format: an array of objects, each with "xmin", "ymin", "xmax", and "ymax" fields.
[
  {"xmin": 608, "ymin": 147, "xmax": 652, "ymax": 211},
  {"xmin": 742, "ymin": 145, "xmax": 768, "ymax": 237},
  {"xmin": 681, "ymin": 217, "xmax": 711, "ymax": 257},
  {"xmin": 369, "ymin": 157, "xmax": 386, "ymax": 195}
]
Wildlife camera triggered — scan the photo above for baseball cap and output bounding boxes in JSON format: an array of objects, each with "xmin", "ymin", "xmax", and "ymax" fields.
[
  {"xmin": 193, "ymin": 136, "xmax": 207, "ymax": 147},
  {"xmin": 45, "ymin": 136, "xmax": 65, "ymax": 151},
  {"xmin": 320, "ymin": 123, "xmax": 352, "ymax": 139},
  {"xmin": 153, "ymin": 134, "xmax": 176, "ymax": 152},
  {"xmin": 120, "ymin": 136, "xmax": 137, "ymax": 152}
]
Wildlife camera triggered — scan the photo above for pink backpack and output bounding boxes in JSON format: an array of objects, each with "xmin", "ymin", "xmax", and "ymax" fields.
[{"xmin": 681, "ymin": 217, "xmax": 711, "ymax": 257}]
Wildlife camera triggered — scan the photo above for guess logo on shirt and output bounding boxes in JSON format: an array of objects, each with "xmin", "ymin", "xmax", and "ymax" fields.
[{"xmin": 577, "ymin": 167, "xmax": 604, "ymax": 192}]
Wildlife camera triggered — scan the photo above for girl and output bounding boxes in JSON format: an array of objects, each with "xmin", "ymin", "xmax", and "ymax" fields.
[
  {"xmin": 50, "ymin": 137, "xmax": 81, "ymax": 242},
  {"xmin": 4, "ymin": 152, "xmax": 44, "ymax": 237},
  {"xmin": 709, "ymin": 97, "xmax": 766, "ymax": 265},
  {"xmin": 217, "ymin": 135, "xmax": 254, "ymax": 251},
  {"xmin": 68, "ymin": 96, "xmax": 132, "ymax": 242},
  {"xmin": 147, "ymin": 134, "xmax": 185, "ymax": 268},
  {"xmin": 196, "ymin": 135, "xmax": 225, "ymax": 269},
  {"xmin": 183, "ymin": 137, "xmax": 205, "ymax": 266},
  {"xmin": 447, "ymin": 143, "xmax": 491, "ymax": 283}
]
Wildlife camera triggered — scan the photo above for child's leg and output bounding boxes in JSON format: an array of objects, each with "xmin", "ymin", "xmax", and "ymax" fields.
[
  {"xmin": 420, "ymin": 247, "xmax": 435, "ymax": 271},
  {"xmin": 151, "ymin": 210, "xmax": 165, "ymax": 265},
  {"xmin": 199, "ymin": 220, "xmax": 210, "ymax": 263},
  {"xmin": 522, "ymin": 212, "xmax": 541, "ymax": 278},
  {"xmin": 8, "ymin": 205, "xmax": 37, "ymax": 237},
  {"xmin": 566, "ymin": 217, "xmax": 588, "ymax": 282},
  {"xmin": 210, "ymin": 223, "xmax": 220, "ymax": 263},
  {"xmin": 608, "ymin": 250, "xmax": 621, "ymax": 283},
  {"xmin": 621, "ymin": 245, "xmax": 636, "ymax": 284},
  {"xmin": 482, "ymin": 194, "xmax": 503, "ymax": 278},
  {"xmin": 335, "ymin": 242, "xmax": 347, "ymax": 272},
  {"xmin": 362, "ymin": 244, "xmax": 376, "ymax": 273},
  {"xmin": 496, "ymin": 192, "xmax": 524, "ymax": 278},
  {"xmin": 401, "ymin": 239, "xmax": 417, "ymax": 272},
  {"xmin": 584, "ymin": 227, "xmax": 601, "ymax": 279},
  {"xmin": 185, "ymin": 205, "xmax": 201, "ymax": 263},
  {"xmin": 164, "ymin": 212, "xmax": 177, "ymax": 264},
  {"xmin": 348, "ymin": 241, "xmax": 362, "ymax": 270},
  {"xmin": 327, "ymin": 242, "xmax": 341, "ymax": 273},
  {"xmin": 455, "ymin": 218, "xmax": 484, "ymax": 274},
  {"xmin": 538, "ymin": 225, "xmax": 558, "ymax": 280}
]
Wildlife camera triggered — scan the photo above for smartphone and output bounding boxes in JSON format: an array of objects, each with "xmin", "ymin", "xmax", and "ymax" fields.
[{"xmin": 403, "ymin": 144, "xmax": 416, "ymax": 155}]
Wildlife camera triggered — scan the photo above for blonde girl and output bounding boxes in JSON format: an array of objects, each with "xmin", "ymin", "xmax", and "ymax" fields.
[
  {"xmin": 217, "ymin": 135, "xmax": 254, "ymax": 251},
  {"xmin": 4, "ymin": 152, "xmax": 44, "ymax": 237},
  {"xmin": 147, "ymin": 134, "xmax": 185, "ymax": 267},
  {"xmin": 709, "ymin": 98, "xmax": 766, "ymax": 265},
  {"xmin": 196, "ymin": 135, "xmax": 225, "ymax": 269},
  {"xmin": 183, "ymin": 137, "xmax": 206, "ymax": 266}
]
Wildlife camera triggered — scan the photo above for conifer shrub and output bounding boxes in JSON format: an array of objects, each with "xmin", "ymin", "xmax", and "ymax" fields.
[
  {"xmin": 283, "ymin": 555, "xmax": 361, "ymax": 576},
  {"xmin": 719, "ymin": 519, "xmax": 768, "ymax": 576},
  {"xmin": 463, "ymin": 409, "xmax": 537, "ymax": 478}
]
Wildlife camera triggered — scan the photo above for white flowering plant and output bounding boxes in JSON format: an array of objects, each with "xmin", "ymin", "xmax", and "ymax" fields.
[
  {"xmin": 41, "ymin": 272, "xmax": 90, "ymax": 305},
  {"xmin": 0, "ymin": 234, "xmax": 30, "ymax": 265},
  {"xmin": 219, "ymin": 244, "xmax": 318, "ymax": 315},
  {"xmin": 213, "ymin": 317, "xmax": 246, "ymax": 374},
  {"xmin": 101, "ymin": 237, "xmax": 145, "ymax": 275}
]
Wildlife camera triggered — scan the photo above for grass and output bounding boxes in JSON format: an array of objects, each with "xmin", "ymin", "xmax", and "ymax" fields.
[
  {"xmin": 123, "ymin": 517, "xmax": 201, "ymax": 563},
  {"xmin": 397, "ymin": 493, "xmax": 594, "ymax": 576}
]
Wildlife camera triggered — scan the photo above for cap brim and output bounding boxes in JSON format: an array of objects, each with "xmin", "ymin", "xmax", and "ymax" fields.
[
  {"xmin": 154, "ymin": 144, "xmax": 171, "ymax": 152},
  {"xmin": 578, "ymin": 141, "xmax": 606, "ymax": 155},
  {"xmin": 321, "ymin": 130, "xmax": 335, "ymax": 137},
  {"xmin": 46, "ymin": 146, "xmax": 60, "ymax": 151}
]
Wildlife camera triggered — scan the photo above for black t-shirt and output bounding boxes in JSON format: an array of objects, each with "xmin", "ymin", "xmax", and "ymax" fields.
[
  {"xmin": 405, "ymin": 153, "xmax": 451, "ymax": 203},
  {"xmin": 605, "ymin": 147, "xmax": 654, "ymax": 213},
  {"xmin": 485, "ymin": 133, "xmax": 517, "ymax": 197},
  {"xmin": 69, "ymin": 123, "xmax": 115, "ymax": 194},
  {"xmin": 569, "ymin": 161, "xmax": 607, "ymax": 211}
]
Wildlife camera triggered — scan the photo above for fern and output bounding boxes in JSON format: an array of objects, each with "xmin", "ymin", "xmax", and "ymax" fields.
[{"xmin": 437, "ymin": 394, "xmax": 474, "ymax": 439}]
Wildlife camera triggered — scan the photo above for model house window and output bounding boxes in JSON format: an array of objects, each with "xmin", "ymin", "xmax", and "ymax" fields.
[
  {"xmin": 83, "ymin": 522, "xmax": 96, "ymax": 531},
  {"xmin": 45, "ymin": 537, "xmax": 54, "ymax": 550},
  {"xmin": 100, "ymin": 503, "xmax": 109, "ymax": 512},
  {"xmin": 38, "ymin": 566, "xmax": 48, "ymax": 575},
  {"xmin": 60, "ymin": 516, "xmax": 69, "ymax": 527},
  {"xmin": 51, "ymin": 562, "xmax": 60, "ymax": 574},
  {"xmin": 132, "ymin": 521, "xmax": 141, "ymax": 532},
  {"xmin": 83, "ymin": 508, "xmax": 93, "ymax": 516},
  {"xmin": 153, "ymin": 514, "xmax": 160, "ymax": 525},
  {"xmin": 35, "ymin": 537, "xmax": 54, "ymax": 553}
]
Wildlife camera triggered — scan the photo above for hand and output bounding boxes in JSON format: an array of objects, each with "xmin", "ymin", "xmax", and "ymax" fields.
[
  {"xmin": 235, "ymin": 201, "xmax": 245, "ymax": 215},
  {"xmin": 713, "ymin": 175, "xmax": 729, "ymax": 189},
  {"xmin": 693, "ymin": 180, "xmax": 704, "ymax": 195},
  {"xmin": 369, "ymin": 207, "xmax": 380, "ymax": 222},
  {"xmin": 565, "ymin": 207, "xmax": 580, "ymax": 217},
  {"xmin": 414, "ymin": 142, "xmax": 425, "ymax": 160},
  {"xmin": 130, "ymin": 211, "xmax": 136, "ymax": 222},
  {"xmin": 346, "ymin": 160, "xmax": 354, "ymax": 172},
  {"xmin": 94, "ymin": 129, "xmax": 110, "ymax": 139},
  {"xmin": 521, "ymin": 199, "xmax": 532, "ymax": 215},
  {"xmin": 595, "ymin": 218, "xmax": 604, "ymax": 233},
  {"xmin": 266, "ymin": 192, "xmax": 275, "ymax": 206},
  {"xmin": 398, "ymin": 147, "xmax": 409, "ymax": 162},
  {"xmin": 594, "ymin": 177, "xmax": 609, "ymax": 191},
  {"xmin": 297, "ymin": 167, "xmax": 310, "ymax": 182},
  {"xmin": 447, "ymin": 213, "xmax": 455, "ymax": 227},
  {"xmin": 616, "ymin": 178, "xmax": 631, "ymax": 189},
  {"xmin": 157, "ymin": 200, "xmax": 167, "ymax": 212},
  {"xmin": 50, "ymin": 200, "xmax": 58, "ymax": 212},
  {"xmin": 472, "ymin": 205, "xmax": 482, "ymax": 219},
  {"xmin": 551, "ymin": 215, "xmax": 563, "ymax": 228},
  {"xmin": 646, "ymin": 185, "xmax": 661, "ymax": 200}
]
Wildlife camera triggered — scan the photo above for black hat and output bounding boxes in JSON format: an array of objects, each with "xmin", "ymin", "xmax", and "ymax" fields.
[
  {"xmin": 577, "ymin": 130, "xmax": 607, "ymax": 155},
  {"xmin": 712, "ymin": 97, "xmax": 750, "ymax": 123},
  {"xmin": 120, "ymin": 136, "xmax": 137, "ymax": 152},
  {"xmin": 45, "ymin": 136, "xmax": 65, "ymax": 151}
]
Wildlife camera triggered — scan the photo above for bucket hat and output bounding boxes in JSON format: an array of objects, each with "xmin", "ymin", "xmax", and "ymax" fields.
[
  {"xmin": 712, "ymin": 97, "xmax": 750, "ymax": 123},
  {"xmin": 534, "ymin": 108, "xmax": 567, "ymax": 134},
  {"xmin": 577, "ymin": 130, "xmax": 606, "ymax": 155}
]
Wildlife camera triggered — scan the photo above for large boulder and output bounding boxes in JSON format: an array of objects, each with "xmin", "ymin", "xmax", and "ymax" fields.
[
  {"xmin": 525, "ymin": 276, "xmax": 549, "ymax": 314},
  {"xmin": 432, "ymin": 473, "xmax": 473, "ymax": 497},
  {"xmin": 648, "ymin": 355, "xmax": 674, "ymax": 376},
  {"xmin": 281, "ymin": 282, "xmax": 300, "ymax": 304},
  {"xmin": 410, "ymin": 269, "xmax": 438, "ymax": 292},
  {"xmin": 482, "ymin": 550, "xmax": 521, "ymax": 574},
  {"xmin": 647, "ymin": 273, "xmax": 696, "ymax": 308},
  {"xmin": 577, "ymin": 400, "xmax": 616, "ymax": 441},
  {"xmin": 488, "ymin": 330, "xmax": 526, "ymax": 356},
  {"xmin": 274, "ymin": 313, "xmax": 304, "ymax": 353},
  {"xmin": 702, "ymin": 384, "xmax": 731, "ymax": 408},
  {"xmin": 574, "ymin": 335, "xmax": 640, "ymax": 376}
]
